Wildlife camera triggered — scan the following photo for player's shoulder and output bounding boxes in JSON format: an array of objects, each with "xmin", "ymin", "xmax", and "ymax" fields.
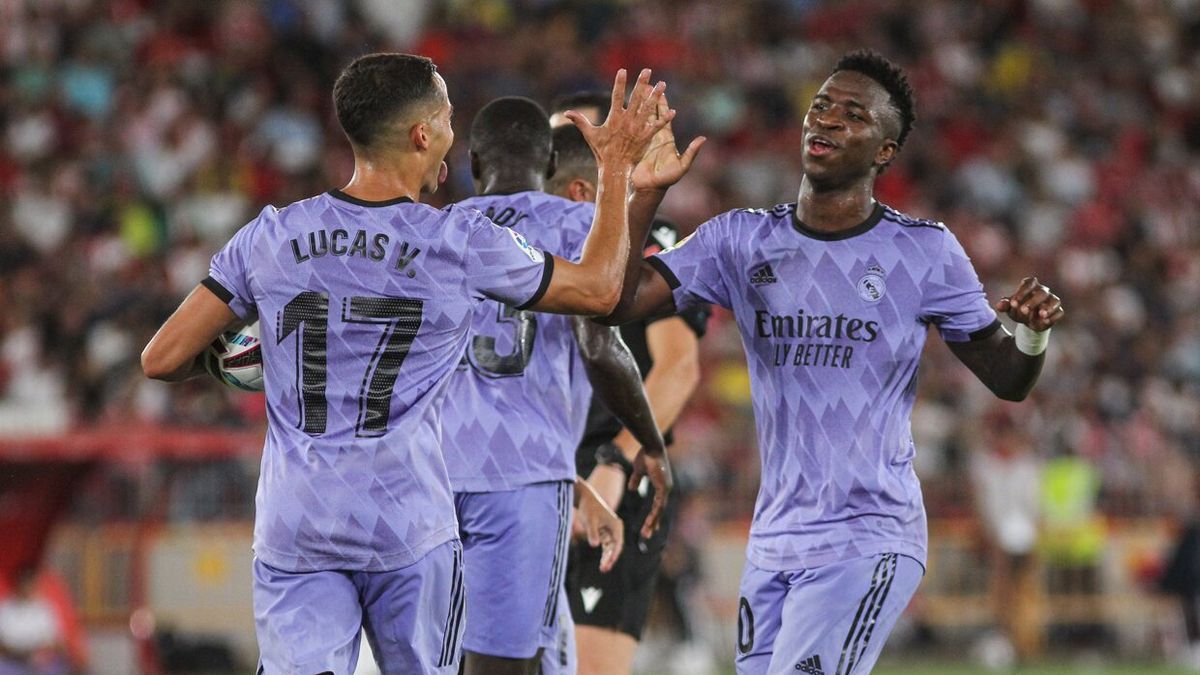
[
  {"xmin": 723, "ymin": 202, "xmax": 798, "ymax": 229},
  {"xmin": 441, "ymin": 200, "xmax": 493, "ymax": 227},
  {"xmin": 878, "ymin": 203, "xmax": 947, "ymax": 234},
  {"xmin": 696, "ymin": 203, "xmax": 796, "ymax": 243}
]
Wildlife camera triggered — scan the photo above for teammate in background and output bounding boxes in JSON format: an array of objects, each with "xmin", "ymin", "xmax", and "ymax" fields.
[
  {"xmin": 602, "ymin": 50, "xmax": 1065, "ymax": 674},
  {"xmin": 547, "ymin": 120, "xmax": 710, "ymax": 675},
  {"xmin": 549, "ymin": 91, "xmax": 611, "ymax": 130},
  {"xmin": 442, "ymin": 95, "xmax": 701, "ymax": 675},
  {"xmin": 140, "ymin": 54, "xmax": 675, "ymax": 675}
]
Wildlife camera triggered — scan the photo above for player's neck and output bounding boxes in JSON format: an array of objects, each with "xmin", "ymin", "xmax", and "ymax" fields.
[
  {"xmin": 340, "ymin": 155, "xmax": 424, "ymax": 203},
  {"xmin": 795, "ymin": 177, "xmax": 876, "ymax": 233},
  {"xmin": 475, "ymin": 171, "xmax": 544, "ymax": 197}
]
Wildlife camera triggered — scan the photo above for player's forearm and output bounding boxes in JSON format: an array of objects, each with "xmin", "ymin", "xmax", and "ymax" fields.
[
  {"xmin": 585, "ymin": 464, "xmax": 627, "ymax": 510},
  {"xmin": 597, "ymin": 261, "xmax": 672, "ymax": 325},
  {"xmin": 142, "ymin": 335, "xmax": 207, "ymax": 381},
  {"xmin": 985, "ymin": 337, "xmax": 1045, "ymax": 401},
  {"xmin": 610, "ymin": 345, "xmax": 700, "ymax": 459},
  {"xmin": 950, "ymin": 329, "xmax": 1046, "ymax": 402},
  {"xmin": 572, "ymin": 165, "xmax": 634, "ymax": 314},
  {"xmin": 621, "ymin": 188, "xmax": 665, "ymax": 303},
  {"xmin": 573, "ymin": 320, "xmax": 666, "ymax": 456}
]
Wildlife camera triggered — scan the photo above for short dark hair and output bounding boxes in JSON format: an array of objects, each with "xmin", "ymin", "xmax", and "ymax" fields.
[
  {"xmin": 832, "ymin": 50, "xmax": 916, "ymax": 148},
  {"xmin": 470, "ymin": 97, "xmax": 552, "ymax": 174},
  {"xmin": 549, "ymin": 90, "xmax": 611, "ymax": 122},
  {"xmin": 333, "ymin": 53, "xmax": 440, "ymax": 149},
  {"xmin": 547, "ymin": 124, "xmax": 597, "ymax": 193}
]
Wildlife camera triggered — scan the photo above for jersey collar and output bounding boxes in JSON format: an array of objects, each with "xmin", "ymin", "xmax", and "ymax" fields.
[
  {"xmin": 791, "ymin": 202, "xmax": 884, "ymax": 241},
  {"xmin": 328, "ymin": 189, "xmax": 415, "ymax": 207}
]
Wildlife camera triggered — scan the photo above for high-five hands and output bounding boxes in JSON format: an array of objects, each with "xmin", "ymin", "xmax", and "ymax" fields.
[
  {"xmin": 995, "ymin": 276, "xmax": 1064, "ymax": 333},
  {"xmin": 562, "ymin": 68, "xmax": 675, "ymax": 172},
  {"xmin": 632, "ymin": 91, "xmax": 706, "ymax": 191}
]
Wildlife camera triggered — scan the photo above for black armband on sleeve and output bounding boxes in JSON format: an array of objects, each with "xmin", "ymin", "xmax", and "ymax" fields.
[{"xmin": 201, "ymin": 276, "xmax": 234, "ymax": 304}]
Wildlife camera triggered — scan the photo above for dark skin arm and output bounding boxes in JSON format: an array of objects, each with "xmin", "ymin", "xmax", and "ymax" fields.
[
  {"xmin": 601, "ymin": 258, "xmax": 677, "ymax": 325},
  {"xmin": 946, "ymin": 276, "xmax": 1064, "ymax": 402},
  {"xmin": 615, "ymin": 93, "xmax": 705, "ymax": 316},
  {"xmin": 571, "ymin": 316, "xmax": 673, "ymax": 538}
]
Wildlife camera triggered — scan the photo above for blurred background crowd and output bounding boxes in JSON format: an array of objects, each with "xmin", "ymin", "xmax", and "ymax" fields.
[{"xmin": 1, "ymin": 0, "xmax": 1198, "ymax": 672}]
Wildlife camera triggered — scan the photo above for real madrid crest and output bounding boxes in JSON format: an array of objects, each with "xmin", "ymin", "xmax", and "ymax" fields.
[{"xmin": 857, "ymin": 264, "xmax": 886, "ymax": 302}]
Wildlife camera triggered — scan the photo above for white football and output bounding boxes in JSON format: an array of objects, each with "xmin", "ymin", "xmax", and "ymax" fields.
[{"xmin": 205, "ymin": 320, "xmax": 264, "ymax": 391}]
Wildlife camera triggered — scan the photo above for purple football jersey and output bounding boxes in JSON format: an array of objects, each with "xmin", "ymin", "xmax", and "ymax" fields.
[
  {"xmin": 440, "ymin": 192, "xmax": 596, "ymax": 492},
  {"xmin": 206, "ymin": 190, "xmax": 553, "ymax": 572},
  {"xmin": 651, "ymin": 202, "xmax": 998, "ymax": 570}
]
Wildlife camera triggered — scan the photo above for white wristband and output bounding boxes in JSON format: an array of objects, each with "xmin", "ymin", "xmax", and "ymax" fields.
[{"xmin": 1015, "ymin": 324, "xmax": 1050, "ymax": 356}]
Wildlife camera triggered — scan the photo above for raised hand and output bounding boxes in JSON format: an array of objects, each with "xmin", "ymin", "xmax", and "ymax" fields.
[
  {"xmin": 562, "ymin": 68, "xmax": 674, "ymax": 172},
  {"xmin": 576, "ymin": 478, "xmax": 625, "ymax": 573},
  {"xmin": 629, "ymin": 448, "xmax": 673, "ymax": 540},
  {"xmin": 632, "ymin": 92, "xmax": 707, "ymax": 192},
  {"xmin": 994, "ymin": 276, "xmax": 1064, "ymax": 332}
]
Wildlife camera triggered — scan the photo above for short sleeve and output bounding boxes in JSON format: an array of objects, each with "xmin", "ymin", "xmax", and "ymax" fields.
[
  {"xmin": 643, "ymin": 218, "xmax": 711, "ymax": 336},
  {"xmin": 649, "ymin": 213, "xmax": 733, "ymax": 310},
  {"xmin": 206, "ymin": 210, "xmax": 268, "ymax": 320},
  {"xmin": 921, "ymin": 227, "xmax": 999, "ymax": 342},
  {"xmin": 463, "ymin": 209, "xmax": 553, "ymax": 309}
]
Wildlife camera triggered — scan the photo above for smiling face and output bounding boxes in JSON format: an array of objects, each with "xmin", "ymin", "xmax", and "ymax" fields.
[{"xmin": 802, "ymin": 70, "xmax": 900, "ymax": 188}]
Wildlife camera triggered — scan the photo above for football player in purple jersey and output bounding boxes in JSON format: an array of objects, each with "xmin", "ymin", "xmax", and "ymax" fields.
[
  {"xmin": 603, "ymin": 50, "xmax": 1064, "ymax": 675},
  {"xmin": 442, "ymin": 95, "xmax": 702, "ymax": 675},
  {"xmin": 547, "ymin": 118, "xmax": 711, "ymax": 675},
  {"xmin": 141, "ymin": 54, "xmax": 678, "ymax": 675}
]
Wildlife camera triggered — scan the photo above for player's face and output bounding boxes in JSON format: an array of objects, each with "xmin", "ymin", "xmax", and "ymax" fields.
[
  {"xmin": 802, "ymin": 71, "xmax": 898, "ymax": 186},
  {"xmin": 422, "ymin": 73, "xmax": 454, "ymax": 193}
]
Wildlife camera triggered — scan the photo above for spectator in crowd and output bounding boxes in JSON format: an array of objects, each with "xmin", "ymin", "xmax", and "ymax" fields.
[
  {"xmin": 0, "ymin": 3, "xmax": 1198, "ymax": 665},
  {"xmin": 0, "ymin": 567, "xmax": 68, "ymax": 675}
]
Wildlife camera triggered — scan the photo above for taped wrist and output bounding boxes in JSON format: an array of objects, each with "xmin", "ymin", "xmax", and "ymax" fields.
[{"xmin": 1015, "ymin": 323, "xmax": 1050, "ymax": 356}]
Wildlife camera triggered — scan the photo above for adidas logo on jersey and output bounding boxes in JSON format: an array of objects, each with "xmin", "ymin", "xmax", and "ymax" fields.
[
  {"xmin": 795, "ymin": 654, "xmax": 824, "ymax": 674},
  {"xmin": 750, "ymin": 264, "xmax": 778, "ymax": 285},
  {"xmin": 581, "ymin": 587, "xmax": 603, "ymax": 613}
]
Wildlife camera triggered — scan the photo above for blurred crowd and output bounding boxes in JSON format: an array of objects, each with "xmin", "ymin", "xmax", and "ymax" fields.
[{"xmin": 1, "ymin": 0, "xmax": 1198, "ymax": 529}]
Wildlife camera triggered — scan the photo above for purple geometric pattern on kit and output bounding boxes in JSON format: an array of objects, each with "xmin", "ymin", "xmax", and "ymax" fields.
[
  {"xmin": 653, "ymin": 202, "xmax": 996, "ymax": 571},
  {"xmin": 440, "ymin": 192, "xmax": 597, "ymax": 492},
  {"xmin": 207, "ymin": 193, "xmax": 549, "ymax": 572}
]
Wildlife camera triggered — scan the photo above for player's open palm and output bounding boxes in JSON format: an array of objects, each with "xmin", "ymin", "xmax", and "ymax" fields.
[
  {"xmin": 563, "ymin": 68, "xmax": 673, "ymax": 170},
  {"xmin": 632, "ymin": 93, "xmax": 707, "ymax": 191},
  {"xmin": 630, "ymin": 449, "xmax": 673, "ymax": 540},
  {"xmin": 577, "ymin": 480, "xmax": 625, "ymax": 573},
  {"xmin": 994, "ymin": 276, "xmax": 1064, "ymax": 332}
]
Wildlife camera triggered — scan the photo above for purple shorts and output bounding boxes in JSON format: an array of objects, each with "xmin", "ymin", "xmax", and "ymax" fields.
[
  {"xmin": 252, "ymin": 539, "xmax": 464, "ymax": 675},
  {"xmin": 455, "ymin": 480, "xmax": 573, "ymax": 660},
  {"xmin": 540, "ymin": 584, "xmax": 576, "ymax": 675},
  {"xmin": 736, "ymin": 552, "xmax": 923, "ymax": 675}
]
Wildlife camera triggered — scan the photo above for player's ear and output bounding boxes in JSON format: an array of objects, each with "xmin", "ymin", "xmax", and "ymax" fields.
[
  {"xmin": 875, "ymin": 139, "xmax": 897, "ymax": 170},
  {"xmin": 470, "ymin": 151, "xmax": 482, "ymax": 180},
  {"xmin": 569, "ymin": 178, "xmax": 596, "ymax": 203},
  {"xmin": 410, "ymin": 122, "xmax": 430, "ymax": 152},
  {"xmin": 546, "ymin": 150, "xmax": 558, "ymax": 180}
]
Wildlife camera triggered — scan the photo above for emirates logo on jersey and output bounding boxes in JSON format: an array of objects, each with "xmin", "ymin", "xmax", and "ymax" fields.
[{"xmin": 857, "ymin": 264, "xmax": 886, "ymax": 302}]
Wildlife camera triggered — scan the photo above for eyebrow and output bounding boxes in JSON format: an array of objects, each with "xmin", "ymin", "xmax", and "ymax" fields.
[{"xmin": 813, "ymin": 93, "xmax": 869, "ymax": 111}]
